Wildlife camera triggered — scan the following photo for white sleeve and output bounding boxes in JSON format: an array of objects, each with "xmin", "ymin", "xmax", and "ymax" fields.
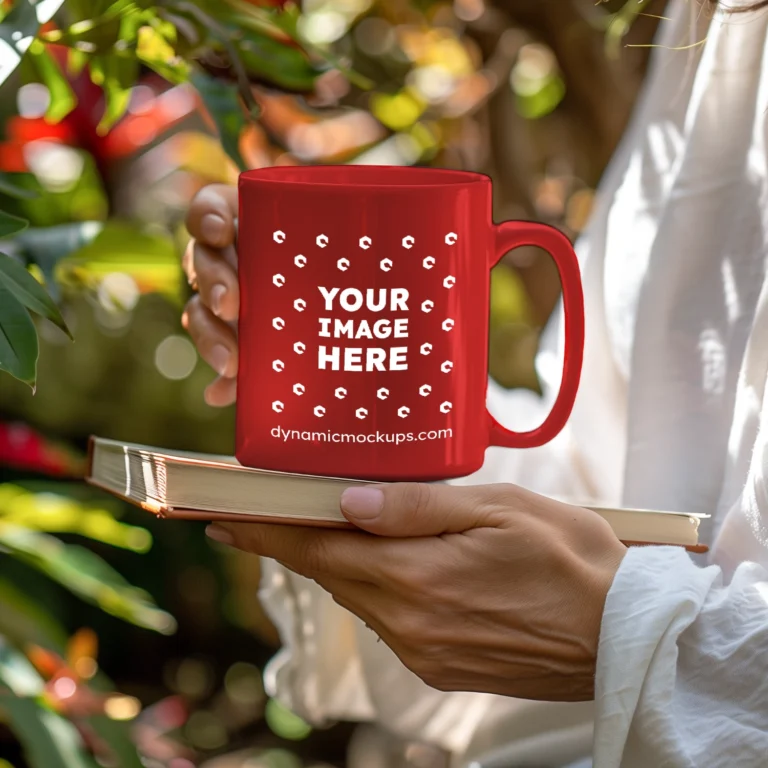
[{"xmin": 593, "ymin": 540, "xmax": 768, "ymax": 767}]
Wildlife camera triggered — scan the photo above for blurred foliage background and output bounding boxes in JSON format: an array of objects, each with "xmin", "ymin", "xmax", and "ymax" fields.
[{"xmin": 0, "ymin": 0, "xmax": 668, "ymax": 766}]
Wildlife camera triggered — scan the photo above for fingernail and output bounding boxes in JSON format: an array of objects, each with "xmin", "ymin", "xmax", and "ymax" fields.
[
  {"xmin": 206, "ymin": 525, "xmax": 234, "ymax": 545},
  {"xmin": 209, "ymin": 344, "xmax": 230, "ymax": 376},
  {"xmin": 201, "ymin": 214, "xmax": 226, "ymax": 245},
  {"xmin": 204, "ymin": 382, "xmax": 220, "ymax": 406},
  {"xmin": 210, "ymin": 284, "xmax": 226, "ymax": 316},
  {"xmin": 341, "ymin": 487, "xmax": 384, "ymax": 520}
]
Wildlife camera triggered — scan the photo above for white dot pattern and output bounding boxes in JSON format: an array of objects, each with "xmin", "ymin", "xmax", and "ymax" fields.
[{"xmin": 269, "ymin": 229, "xmax": 461, "ymax": 418}]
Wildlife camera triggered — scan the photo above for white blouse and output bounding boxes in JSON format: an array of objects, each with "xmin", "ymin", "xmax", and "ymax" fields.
[{"xmin": 257, "ymin": 2, "xmax": 768, "ymax": 765}]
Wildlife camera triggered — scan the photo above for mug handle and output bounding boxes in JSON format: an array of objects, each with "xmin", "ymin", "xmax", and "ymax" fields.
[{"xmin": 486, "ymin": 221, "xmax": 585, "ymax": 449}]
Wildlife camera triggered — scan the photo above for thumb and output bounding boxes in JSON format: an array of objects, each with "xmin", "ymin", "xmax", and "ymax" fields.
[{"xmin": 339, "ymin": 482, "xmax": 501, "ymax": 537}]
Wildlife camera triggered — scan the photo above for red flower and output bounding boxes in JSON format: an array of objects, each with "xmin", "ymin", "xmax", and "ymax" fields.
[{"xmin": 0, "ymin": 422, "xmax": 86, "ymax": 477}]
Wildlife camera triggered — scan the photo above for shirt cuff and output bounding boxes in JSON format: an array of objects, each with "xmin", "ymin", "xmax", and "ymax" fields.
[{"xmin": 593, "ymin": 545, "xmax": 720, "ymax": 765}]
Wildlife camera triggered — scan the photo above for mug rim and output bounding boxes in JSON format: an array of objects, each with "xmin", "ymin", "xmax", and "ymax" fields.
[{"xmin": 239, "ymin": 164, "xmax": 490, "ymax": 189}]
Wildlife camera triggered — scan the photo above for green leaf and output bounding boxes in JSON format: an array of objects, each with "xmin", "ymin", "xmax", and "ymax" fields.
[
  {"xmin": 26, "ymin": 39, "xmax": 76, "ymax": 122},
  {"xmin": 86, "ymin": 716, "xmax": 143, "ymax": 768},
  {"xmin": 212, "ymin": 0, "xmax": 370, "ymax": 90},
  {"xmin": 66, "ymin": 47, "xmax": 88, "ymax": 76},
  {"xmin": 91, "ymin": 54, "xmax": 139, "ymax": 135},
  {"xmin": 0, "ymin": 523, "xmax": 177, "ymax": 635},
  {"xmin": 135, "ymin": 23, "xmax": 189, "ymax": 84},
  {"xmin": 237, "ymin": 31, "xmax": 324, "ymax": 93},
  {"xmin": 14, "ymin": 222, "xmax": 104, "ymax": 296},
  {"xmin": 0, "ymin": 577, "xmax": 68, "ymax": 653},
  {"xmin": 64, "ymin": 0, "xmax": 117, "ymax": 24},
  {"xmin": 205, "ymin": 0, "xmax": 295, "ymax": 42},
  {"xmin": 0, "ymin": 695, "xmax": 97, "ymax": 768},
  {"xmin": 0, "ymin": 173, "xmax": 38, "ymax": 201},
  {"xmin": 0, "ymin": 640, "xmax": 97, "ymax": 767},
  {"xmin": 190, "ymin": 70, "xmax": 247, "ymax": 171},
  {"xmin": 0, "ymin": 637, "xmax": 43, "ymax": 697},
  {"xmin": 57, "ymin": 221, "xmax": 181, "ymax": 302},
  {"xmin": 0, "ymin": 484, "xmax": 152, "ymax": 552},
  {"xmin": 0, "ymin": 589, "xmax": 138, "ymax": 768},
  {"xmin": 0, "ymin": 210, "xmax": 29, "ymax": 238},
  {"xmin": 0, "ymin": 252, "xmax": 71, "ymax": 339},
  {"xmin": 0, "ymin": 0, "xmax": 39, "ymax": 88},
  {"xmin": 50, "ymin": 1, "xmax": 132, "ymax": 52},
  {"xmin": 0, "ymin": 285, "xmax": 38, "ymax": 386}
]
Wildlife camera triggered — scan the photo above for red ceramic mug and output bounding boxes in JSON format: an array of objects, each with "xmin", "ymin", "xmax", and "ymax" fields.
[{"xmin": 236, "ymin": 166, "xmax": 584, "ymax": 481}]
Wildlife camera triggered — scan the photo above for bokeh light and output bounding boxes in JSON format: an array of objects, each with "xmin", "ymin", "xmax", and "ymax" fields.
[
  {"xmin": 354, "ymin": 17, "xmax": 395, "ymax": 56},
  {"xmin": 510, "ymin": 43, "xmax": 566, "ymax": 119},
  {"xmin": 154, "ymin": 335, "xmax": 198, "ymax": 381},
  {"xmin": 298, "ymin": 11, "xmax": 349, "ymax": 45},
  {"xmin": 454, "ymin": 0, "xmax": 485, "ymax": 22},
  {"xmin": 171, "ymin": 657, "xmax": 214, "ymax": 699},
  {"xmin": 97, "ymin": 273, "xmax": 141, "ymax": 313},
  {"xmin": 264, "ymin": 698, "xmax": 312, "ymax": 741},
  {"xmin": 224, "ymin": 662, "xmax": 265, "ymax": 707},
  {"xmin": 52, "ymin": 676, "xmax": 76, "ymax": 699},
  {"xmin": 23, "ymin": 142, "xmax": 85, "ymax": 193},
  {"xmin": 184, "ymin": 710, "xmax": 227, "ymax": 750},
  {"xmin": 17, "ymin": 83, "xmax": 50, "ymax": 118},
  {"xmin": 104, "ymin": 694, "xmax": 142, "ymax": 720}
]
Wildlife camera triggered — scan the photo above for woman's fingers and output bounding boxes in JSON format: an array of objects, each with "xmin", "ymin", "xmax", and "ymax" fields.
[
  {"xmin": 204, "ymin": 376, "xmax": 237, "ymax": 407},
  {"xmin": 183, "ymin": 295, "xmax": 238, "ymax": 380},
  {"xmin": 184, "ymin": 240, "xmax": 240, "ymax": 322},
  {"xmin": 183, "ymin": 183, "xmax": 240, "ymax": 407},
  {"xmin": 186, "ymin": 184, "xmax": 238, "ymax": 248}
]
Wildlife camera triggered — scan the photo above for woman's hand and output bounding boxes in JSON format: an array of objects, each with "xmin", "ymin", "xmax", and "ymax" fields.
[
  {"xmin": 182, "ymin": 184, "xmax": 239, "ymax": 406},
  {"xmin": 206, "ymin": 482, "xmax": 627, "ymax": 702}
]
